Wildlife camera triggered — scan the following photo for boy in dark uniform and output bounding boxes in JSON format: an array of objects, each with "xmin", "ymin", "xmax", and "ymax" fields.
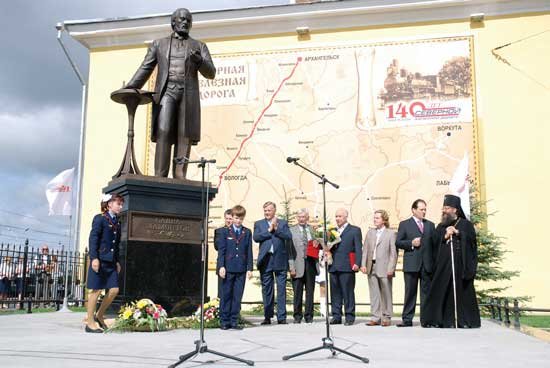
[
  {"xmin": 214, "ymin": 209, "xmax": 233, "ymax": 298},
  {"xmin": 216, "ymin": 205, "xmax": 253, "ymax": 330}
]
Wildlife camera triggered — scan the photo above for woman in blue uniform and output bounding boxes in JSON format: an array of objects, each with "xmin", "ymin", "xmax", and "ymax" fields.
[{"xmin": 85, "ymin": 193, "xmax": 124, "ymax": 333}]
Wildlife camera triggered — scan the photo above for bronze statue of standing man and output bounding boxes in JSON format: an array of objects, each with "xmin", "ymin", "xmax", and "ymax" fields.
[{"xmin": 125, "ymin": 8, "xmax": 216, "ymax": 179}]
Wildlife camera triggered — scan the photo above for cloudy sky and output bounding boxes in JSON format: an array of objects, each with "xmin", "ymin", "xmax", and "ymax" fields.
[{"xmin": 0, "ymin": 0, "xmax": 284, "ymax": 249}]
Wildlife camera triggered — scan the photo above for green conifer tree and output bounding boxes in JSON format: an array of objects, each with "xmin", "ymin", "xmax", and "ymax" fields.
[{"xmin": 470, "ymin": 188, "xmax": 528, "ymax": 303}]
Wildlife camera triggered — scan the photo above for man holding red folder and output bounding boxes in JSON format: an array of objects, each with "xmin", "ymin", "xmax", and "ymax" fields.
[
  {"xmin": 328, "ymin": 208, "xmax": 363, "ymax": 326},
  {"xmin": 289, "ymin": 209, "xmax": 319, "ymax": 323}
]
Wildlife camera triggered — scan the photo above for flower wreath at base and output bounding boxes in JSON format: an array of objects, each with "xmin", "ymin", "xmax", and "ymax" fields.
[
  {"xmin": 108, "ymin": 298, "xmax": 168, "ymax": 332},
  {"xmin": 108, "ymin": 298, "xmax": 250, "ymax": 332}
]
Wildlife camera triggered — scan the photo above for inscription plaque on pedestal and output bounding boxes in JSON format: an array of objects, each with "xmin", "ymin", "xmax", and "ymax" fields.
[{"xmin": 128, "ymin": 212, "xmax": 202, "ymax": 244}]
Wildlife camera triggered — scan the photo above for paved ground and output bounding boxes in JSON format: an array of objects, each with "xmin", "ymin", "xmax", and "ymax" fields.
[{"xmin": 0, "ymin": 313, "xmax": 548, "ymax": 368}]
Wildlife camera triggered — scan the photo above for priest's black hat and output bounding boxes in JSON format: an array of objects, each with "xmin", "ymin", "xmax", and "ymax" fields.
[{"xmin": 443, "ymin": 194, "xmax": 466, "ymax": 219}]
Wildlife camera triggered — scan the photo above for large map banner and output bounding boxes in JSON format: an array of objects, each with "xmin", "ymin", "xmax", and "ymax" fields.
[{"xmin": 146, "ymin": 36, "xmax": 478, "ymax": 260}]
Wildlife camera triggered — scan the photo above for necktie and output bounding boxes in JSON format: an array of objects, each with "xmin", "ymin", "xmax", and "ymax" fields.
[
  {"xmin": 300, "ymin": 226, "xmax": 307, "ymax": 258},
  {"xmin": 418, "ymin": 220, "xmax": 424, "ymax": 233},
  {"xmin": 268, "ymin": 220, "xmax": 274, "ymax": 253}
]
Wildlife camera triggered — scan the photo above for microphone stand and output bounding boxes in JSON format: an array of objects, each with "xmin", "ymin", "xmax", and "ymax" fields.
[
  {"xmin": 282, "ymin": 159, "xmax": 369, "ymax": 364},
  {"xmin": 169, "ymin": 157, "xmax": 254, "ymax": 367}
]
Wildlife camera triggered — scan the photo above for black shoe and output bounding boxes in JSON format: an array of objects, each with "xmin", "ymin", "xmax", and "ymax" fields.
[
  {"xmin": 94, "ymin": 314, "xmax": 108, "ymax": 330},
  {"xmin": 231, "ymin": 325, "xmax": 243, "ymax": 330},
  {"xmin": 260, "ymin": 319, "xmax": 271, "ymax": 325},
  {"xmin": 329, "ymin": 319, "xmax": 342, "ymax": 325},
  {"xmin": 277, "ymin": 319, "xmax": 287, "ymax": 325},
  {"xmin": 397, "ymin": 322, "xmax": 413, "ymax": 327},
  {"xmin": 85, "ymin": 325, "xmax": 103, "ymax": 333},
  {"xmin": 220, "ymin": 325, "xmax": 230, "ymax": 330},
  {"xmin": 293, "ymin": 319, "xmax": 302, "ymax": 324},
  {"xmin": 305, "ymin": 319, "xmax": 313, "ymax": 323},
  {"xmin": 344, "ymin": 320, "xmax": 354, "ymax": 326}
]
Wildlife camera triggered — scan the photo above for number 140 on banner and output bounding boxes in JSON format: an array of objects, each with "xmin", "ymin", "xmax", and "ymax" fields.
[{"xmin": 386, "ymin": 101, "xmax": 463, "ymax": 121}]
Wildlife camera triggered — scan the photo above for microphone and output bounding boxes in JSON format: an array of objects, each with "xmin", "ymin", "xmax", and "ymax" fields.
[
  {"xmin": 200, "ymin": 158, "xmax": 217, "ymax": 164},
  {"xmin": 173, "ymin": 156, "xmax": 190, "ymax": 165},
  {"xmin": 174, "ymin": 157, "xmax": 216, "ymax": 164},
  {"xmin": 286, "ymin": 157, "xmax": 299, "ymax": 163},
  {"xmin": 174, "ymin": 156, "xmax": 216, "ymax": 165}
]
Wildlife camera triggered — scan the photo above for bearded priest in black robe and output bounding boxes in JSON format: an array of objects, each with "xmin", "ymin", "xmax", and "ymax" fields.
[{"xmin": 421, "ymin": 194, "xmax": 480, "ymax": 328}]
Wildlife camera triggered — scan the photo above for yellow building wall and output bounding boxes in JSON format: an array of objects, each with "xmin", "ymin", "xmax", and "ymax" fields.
[{"xmin": 81, "ymin": 11, "xmax": 550, "ymax": 309}]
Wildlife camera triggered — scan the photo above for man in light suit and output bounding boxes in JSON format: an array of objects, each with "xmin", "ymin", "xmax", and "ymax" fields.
[
  {"xmin": 125, "ymin": 8, "xmax": 216, "ymax": 178},
  {"xmin": 289, "ymin": 209, "xmax": 319, "ymax": 324},
  {"xmin": 253, "ymin": 201, "xmax": 292, "ymax": 325},
  {"xmin": 395, "ymin": 199, "xmax": 436, "ymax": 327},
  {"xmin": 329, "ymin": 208, "xmax": 362, "ymax": 326},
  {"xmin": 361, "ymin": 210, "xmax": 397, "ymax": 327}
]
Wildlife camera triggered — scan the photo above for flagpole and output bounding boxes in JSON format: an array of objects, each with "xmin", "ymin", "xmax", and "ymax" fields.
[
  {"xmin": 56, "ymin": 24, "xmax": 88, "ymax": 262},
  {"xmin": 59, "ymin": 215, "xmax": 73, "ymax": 313}
]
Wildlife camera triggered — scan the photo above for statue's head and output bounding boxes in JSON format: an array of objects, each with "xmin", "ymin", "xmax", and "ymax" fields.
[{"xmin": 171, "ymin": 8, "xmax": 192, "ymax": 37}]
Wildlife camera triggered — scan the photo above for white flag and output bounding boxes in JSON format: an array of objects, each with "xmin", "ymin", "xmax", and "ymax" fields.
[
  {"xmin": 449, "ymin": 153, "xmax": 470, "ymax": 219},
  {"xmin": 45, "ymin": 168, "xmax": 75, "ymax": 216}
]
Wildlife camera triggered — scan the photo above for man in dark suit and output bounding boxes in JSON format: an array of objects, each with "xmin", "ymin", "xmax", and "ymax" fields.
[
  {"xmin": 253, "ymin": 201, "xmax": 292, "ymax": 325},
  {"xmin": 214, "ymin": 209, "xmax": 233, "ymax": 298},
  {"xmin": 216, "ymin": 205, "xmax": 253, "ymax": 330},
  {"xmin": 125, "ymin": 8, "xmax": 216, "ymax": 178},
  {"xmin": 395, "ymin": 199, "xmax": 435, "ymax": 327},
  {"xmin": 328, "ymin": 208, "xmax": 362, "ymax": 326}
]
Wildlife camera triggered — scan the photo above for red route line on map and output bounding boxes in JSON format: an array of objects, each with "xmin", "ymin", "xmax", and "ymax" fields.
[{"xmin": 217, "ymin": 57, "xmax": 303, "ymax": 187}]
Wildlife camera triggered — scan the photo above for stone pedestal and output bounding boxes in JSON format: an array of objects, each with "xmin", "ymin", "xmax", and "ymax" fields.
[{"xmin": 104, "ymin": 175, "xmax": 217, "ymax": 316}]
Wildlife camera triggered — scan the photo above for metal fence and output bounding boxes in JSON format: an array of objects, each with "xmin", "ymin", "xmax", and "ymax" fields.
[
  {"xmin": 0, "ymin": 240, "xmax": 88, "ymax": 312},
  {"xmin": 481, "ymin": 297, "xmax": 550, "ymax": 328}
]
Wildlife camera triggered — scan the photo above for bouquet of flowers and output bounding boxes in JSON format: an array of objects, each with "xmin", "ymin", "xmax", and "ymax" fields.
[
  {"xmin": 195, "ymin": 298, "xmax": 220, "ymax": 323},
  {"xmin": 314, "ymin": 222, "xmax": 341, "ymax": 265},
  {"xmin": 109, "ymin": 298, "xmax": 168, "ymax": 332},
  {"xmin": 186, "ymin": 298, "xmax": 221, "ymax": 328}
]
